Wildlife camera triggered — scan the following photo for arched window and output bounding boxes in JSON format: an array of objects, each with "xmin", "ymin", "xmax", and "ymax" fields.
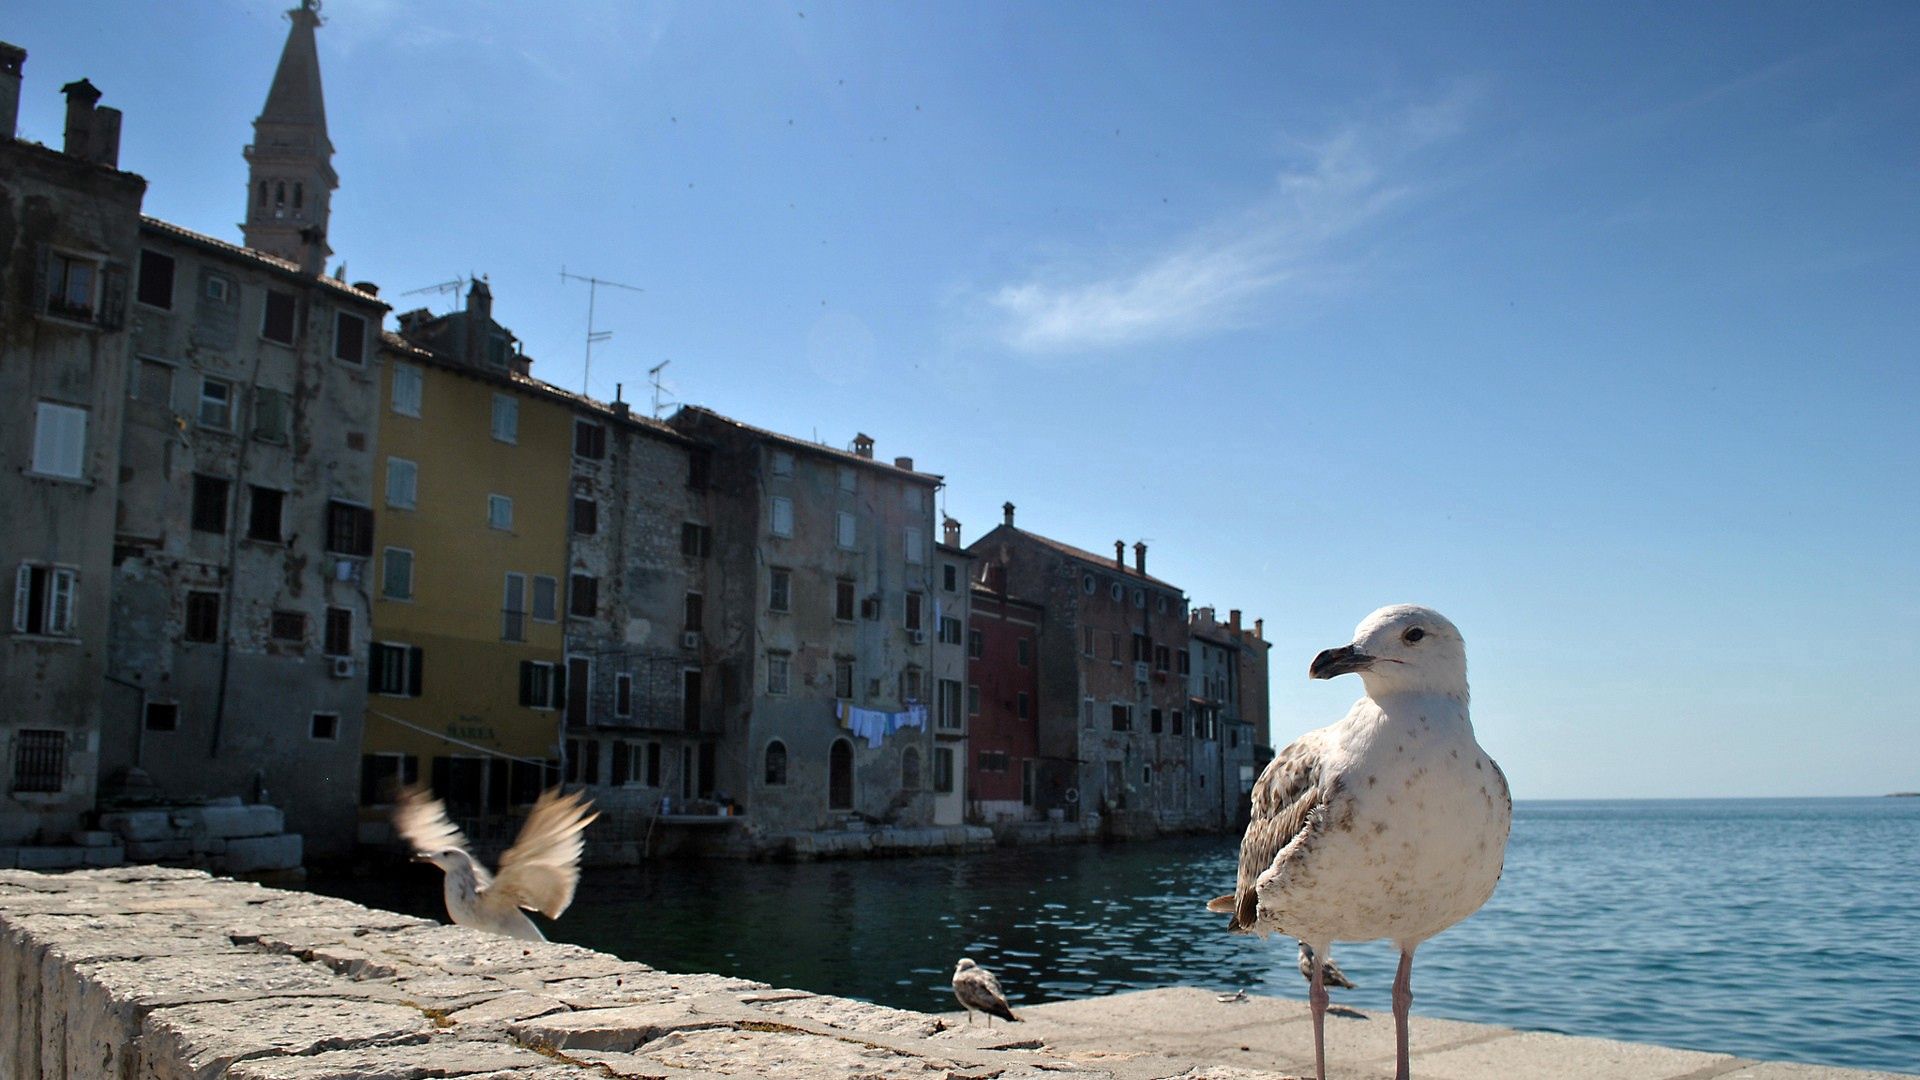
[
  {"xmin": 293, "ymin": 182, "xmax": 303, "ymax": 209},
  {"xmin": 275, "ymin": 181, "xmax": 286, "ymax": 206},
  {"xmin": 828, "ymin": 738, "xmax": 853, "ymax": 810},
  {"xmin": 764, "ymin": 740, "xmax": 788, "ymax": 786},
  {"xmin": 901, "ymin": 746, "xmax": 922, "ymax": 790},
  {"xmin": 1142, "ymin": 765, "xmax": 1153, "ymax": 786},
  {"xmin": 257, "ymin": 180, "xmax": 268, "ymax": 207}
]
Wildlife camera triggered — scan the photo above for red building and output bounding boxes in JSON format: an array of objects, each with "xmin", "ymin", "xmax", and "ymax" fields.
[{"xmin": 965, "ymin": 566, "xmax": 1043, "ymax": 822}]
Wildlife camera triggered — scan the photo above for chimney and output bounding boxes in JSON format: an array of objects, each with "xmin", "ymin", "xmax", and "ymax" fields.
[
  {"xmin": 89, "ymin": 105, "xmax": 120, "ymax": 167},
  {"xmin": 351, "ymin": 281, "xmax": 379, "ymax": 296},
  {"xmin": 297, "ymin": 224, "xmax": 326, "ymax": 276},
  {"xmin": 0, "ymin": 43, "xmax": 24, "ymax": 142},
  {"xmin": 1254, "ymin": 618, "xmax": 1264, "ymax": 640},
  {"xmin": 1114, "ymin": 541, "xmax": 1126, "ymax": 570},
  {"xmin": 60, "ymin": 77, "xmax": 101, "ymax": 160},
  {"xmin": 893, "ymin": 455, "xmax": 913, "ymax": 471},
  {"xmin": 1002, "ymin": 501, "xmax": 1015, "ymax": 527},
  {"xmin": 1133, "ymin": 541, "xmax": 1147, "ymax": 575},
  {"xmin": 943, "ymin": 517, "xmax": 961, "ymax": 546},
  {"xmin": 1229, "ymin": 609, "xmax": 1242, "ymax": 634},
  {"xmin": 852, "ymin": 433, "xmax": 874, "ymax": 459}
]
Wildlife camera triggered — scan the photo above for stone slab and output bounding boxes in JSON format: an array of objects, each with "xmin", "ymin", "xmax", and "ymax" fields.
[
  {"xmin": 510, "ymin": 1002, "xmax": 729, "ymax": 1052},
  {"xmin": 1411, "ymin": 1030, "xmax": 1742, "ymax": 1080},
  {"xmin": 98, "ymin": 810, "xmax": 174, "ymax": 842},
  {"xmin": 221, "ymin": 833, "xmax": 303, "ymax": 873}
]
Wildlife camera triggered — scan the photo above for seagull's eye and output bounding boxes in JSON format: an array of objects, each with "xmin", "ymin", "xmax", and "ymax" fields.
[{"xmin": 1403, "ymin": 627, "xmax": 1426, "ymax": 644}]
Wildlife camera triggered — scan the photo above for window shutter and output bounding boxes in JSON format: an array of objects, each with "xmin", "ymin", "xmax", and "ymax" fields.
[
  {"xmin": 13, "ymin": 564, "xmax": 31, "ymax": 632},
  {"xmin": 518, "ymin": 661, "xmax": 533, "ymax": 706},
  {"xmin": 100, "ymin": 264, "xmax": 129, "ymax": 329},
  {"xmin": 407, "ymin": 646, "xmax": 424, "ymax": 697},
  {"xmin": 367, "ymin": 642, "xmax": 381, "ymax": 692},
  {"xmin": 49, "ymin": 570, "xmax": 75, "ymax": 634},
  {"xmin": 551, "ymin": 662, "xmax": 567, "ymax": 708}
]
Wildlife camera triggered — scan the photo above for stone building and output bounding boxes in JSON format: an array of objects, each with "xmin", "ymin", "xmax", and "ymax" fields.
[
  {"xmin": 667, "ymin": 409, "xmax": 943, "ymax": 834},
  {"xmin": 929, "ymin": 520, "xmax": 975, "ymax": 825},
  {"xmin": 1188, "ymin": 606, "xmax": 1272, "ymax": 827},
  {"xmin": 966, "ymin": 504, "xmax": 1205, "ymax": 834},
  {"xmin": 965, "ymin": 559, "xmax": 1044, "ymax": 823},
  {"xmin": 1, "ymin": 53, "xmax": 146, "ymax": 845}
]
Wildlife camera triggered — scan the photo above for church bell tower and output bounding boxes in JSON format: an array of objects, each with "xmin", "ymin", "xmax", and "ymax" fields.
[{"xmin": 242, "ymin": 0, "xmax": 336, "ymax": 273}]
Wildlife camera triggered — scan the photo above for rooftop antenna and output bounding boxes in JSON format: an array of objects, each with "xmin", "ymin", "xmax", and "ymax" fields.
[
  {"xmin": 399, "ymin": 277, "xmax": 466, "ymax": 310},
  {"xmin": 648, "ymin": 359, "xmax": 675, "ymax": 419},
  {"xmin": 560, "ymin": 267, "xmax": 643, "ymax": 396}
]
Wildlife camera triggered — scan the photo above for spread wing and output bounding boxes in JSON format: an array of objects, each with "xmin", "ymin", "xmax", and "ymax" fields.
[
  {"xmin": 392, "ymin": 785, "xmax": 490, "ymax": 885},
  {"xmin": 1207, "ymin": 729, "xmax": 1339, "ymax": 932},
  {"xmin": 483, "ymin": 788, "xmax": 598, "ymax": 919},
  {"xmin": 954, "ymin": 967, "xmax": 1018, "ymax": 1021}
]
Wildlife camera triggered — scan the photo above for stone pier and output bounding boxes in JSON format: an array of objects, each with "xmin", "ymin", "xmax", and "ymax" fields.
[{"xmin": 0, "ymin": 868, "xmax": 1906, "ymax": 1080}]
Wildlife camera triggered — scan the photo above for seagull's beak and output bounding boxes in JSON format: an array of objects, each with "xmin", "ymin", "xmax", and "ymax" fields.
[{"xmin": 1309, "ymin": 644, "xmax": 1373, "ymax": 680}]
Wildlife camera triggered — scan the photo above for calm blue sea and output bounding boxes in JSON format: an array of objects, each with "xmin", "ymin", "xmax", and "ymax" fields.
[{"xmin": 313, "ymin": 797, "xmax": 1920, "ymax": 1072}]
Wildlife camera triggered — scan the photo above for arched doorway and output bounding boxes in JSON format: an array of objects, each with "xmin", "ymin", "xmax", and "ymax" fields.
[{"xmin": 828, "ymin": 739, "xmax": 853, "ymax": 811}]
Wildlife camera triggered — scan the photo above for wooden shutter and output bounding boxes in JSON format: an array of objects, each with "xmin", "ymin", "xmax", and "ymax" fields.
[{"xmin": 407, "ymin": 646, "xmax": 424, "ymax": 697}]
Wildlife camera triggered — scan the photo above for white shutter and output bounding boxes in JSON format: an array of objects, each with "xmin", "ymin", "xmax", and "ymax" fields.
[
  {"xmin": 837, "ymin": 511, "xmax": 856, "ymax": 548},
  {"xmin": 32, "ymin": 403, "xmax": 87, "ymax": 479},
  {"xmin": 12, "ymin": 564, "xmax": 31, "ymax": 632},
  {"xmin": 905, "ymin": 527, "xmax": 924, "ymax": 564},
  {"xmin": 49, "ymin": 569, "xmax": 76, "ymax": 635},
  {"xmin": 770, "ymin": 496, "xmax": 794, "ymax": 537}
]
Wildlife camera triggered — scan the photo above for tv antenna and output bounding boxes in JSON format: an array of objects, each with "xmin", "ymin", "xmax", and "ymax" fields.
[
  {"xmin": 648, "ymin": 360, "xmax": 677, "ymax": 418},
  {"xmin": 399, "ymin": 277, "xmax": 467, "ymax": 308},
  {"xmin": 560, "ymin": 267, "xmax": 643, "ymax": 396}
]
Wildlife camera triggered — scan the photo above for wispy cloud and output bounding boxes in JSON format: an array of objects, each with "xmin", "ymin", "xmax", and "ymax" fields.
[{"xmin": 982, "ymin": 90, "xmax": 1475, "ymax": 353}]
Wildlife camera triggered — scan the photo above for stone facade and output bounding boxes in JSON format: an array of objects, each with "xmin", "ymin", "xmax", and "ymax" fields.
[
  {"xmin": 929, "ymin": 527, "xmax": 975, "ymax": 825},
  {"xmin": 965, "ymin": 564, "xmax": 1043, "ymax": 822},
  {"xmin": 1188, "ymin": 606, "xmax": 1272, "ymax": 827}
]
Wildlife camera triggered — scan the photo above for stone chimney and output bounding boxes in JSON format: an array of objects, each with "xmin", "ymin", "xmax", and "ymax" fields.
[
  {"xmin": 1114, "ymin": 541, "xmax": 1126, "ymax": 570},
  {"xmin": 1229, "ymin": 609, "xmax": 1242, "ymax": 634},
  {"xmin": 0, "ymin": 43, "xmax": 24, "ymax": 142},
  {"xmin": 60, "ymin": 78, "xmax": 100, "ymax": 160},
  {"xmin": 1254, "ymin": 618, "xmax": 1264, "ymax": 640},
  {"xmin": 466, "ymin": 278, "xmax": 495, "ymax": 368},
  {"xmin": 893, "ymin": 455, "xmax": 913, "ymax": 471},
  {"xmin": 1133, "ymin": 541, "xmax": 1147, "ymax": 575},
  {"xmin": 1002, "ymin": 502, "xmax": 1015, "ymax": 527},
  {"xmin": 853, "ymin": 433, "xmax": 874, "ymax": 459},
  {"xmin": 943, "ymin": 517, "xmax": 961, "ymax": 546}
]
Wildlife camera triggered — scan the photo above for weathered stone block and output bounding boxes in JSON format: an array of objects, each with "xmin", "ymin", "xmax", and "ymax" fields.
[
  {"xmin": 124, "ymin": 838, "xmax": 193, "ymax": 861},
  {"xmin": 221, "ymin": 833, "xmax": 303, "ymax": 873},
  {"xmin": 181, "ymin": 803, "xmax": 285, "ymax": 839},
  {"xmin": 81, "ymin": 845, "xmax": 124, "ymax": 867},
  {"xmin": 509, "ymin": 1003, "xmax": 727, "ymax": 1053},
  {"xmin": 16, "ymin": 846, "xmax": 88, "ymax": 870},
  {"xmin": 98, "ymin": 810, "xmax": 173, "ymax": 841},
  {"xmin": 72, "ymin": 830, "xmax": 117, "ymax": 847}
]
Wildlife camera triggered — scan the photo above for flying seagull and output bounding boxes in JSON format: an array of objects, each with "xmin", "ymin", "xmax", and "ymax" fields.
[
  {"xmin": 951, "ymin": 958, "xmax": 1020, "ymax": 1027},
  {"xmin": 1298, "ymin": 943, "xmax": 1356, "ymax": 990},
  {"xmin": 395, "ymin": 785, "xmax": 599, "ymax": 942},
  {"xmin": 1209, "ymin": 605, "xmax": 1510, "ymax": 1080}
]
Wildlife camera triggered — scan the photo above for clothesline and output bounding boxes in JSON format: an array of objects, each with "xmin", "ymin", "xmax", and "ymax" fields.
[{"xmin": 834, "ymin": 700, "xmax": 928, "ymax": 748}]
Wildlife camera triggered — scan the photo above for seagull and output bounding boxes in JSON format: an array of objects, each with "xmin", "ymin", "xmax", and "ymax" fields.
[
  {"xmin": 1298, "ymin": 943, "xmax": 1356, "ymax": 991},
  {"xmin": 1209, "ymin": 605, "xmax": 1510, "ymax": 1080},
  {"xmin": 394, "ymin": 785, "xmax": 599, "ymax": 942},
  {"xmin": 951, "ymin": 958, "xmax": 1020, "ymax": 1027}
]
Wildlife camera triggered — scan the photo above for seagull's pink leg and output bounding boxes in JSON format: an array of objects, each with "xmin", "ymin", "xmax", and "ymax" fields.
[
  {"xmin": 1309, "ymin": 955, "xmax": 1329, "ymax": 1080},
  {"xmin": 1393, "ymin": 949, "xmax": 1415, "ymax": 1080}
]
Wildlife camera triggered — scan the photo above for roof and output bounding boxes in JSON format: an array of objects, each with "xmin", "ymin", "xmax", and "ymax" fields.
[
  {"xmin": 976, "ymin": 524, "xmax": 1180, "ymax": 590},
  {"xmin": 670, "ymin": 405, "xmax": 942, "ymax": 485},
  {"xmin": 140, "ymin": 217, "xmax": 381, "ymax": 307},
  {"xmin": 258, "ymin": 2, "xmax": 329, "ymax": 136}
]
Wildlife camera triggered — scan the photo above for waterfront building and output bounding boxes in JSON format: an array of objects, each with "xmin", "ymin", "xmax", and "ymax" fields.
[
  {"xmin": 930, "ymin": 520, "xmax": 976, "ymax": 825},
  {"xmin": 1186, "ymin": 606, "xmax": 1266, "ymax": 828},
  {"xmin": 666, "ymin": 409, "xmax": 943, "ymax": 834},
  {"xmin": 0, "ymin": 53, "xmax": 146, "ymax": 845},
  {"xmin": 964, "ymin": 557, "xmax": 1044, "ymax": 823}
]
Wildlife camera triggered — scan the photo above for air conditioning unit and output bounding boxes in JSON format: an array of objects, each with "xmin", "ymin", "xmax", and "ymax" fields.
[
  {"xmin": 1134, "ymin": 662, "xmax": 1150, "ymax": 683},
  {"xmin": 910, "ymin": 629, "xmax": 927, "ymax": 645},
  {"xmin": 328, "ymin": 656, "xmax": 355, "ymax": 679},
  {"xmin": 681, "ymin": 631, "xmax": 701, "ymax": 650}
]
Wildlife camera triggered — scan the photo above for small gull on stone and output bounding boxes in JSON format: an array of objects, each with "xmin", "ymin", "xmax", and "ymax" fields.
[
  {"xmin": 951, "ymin": 958, "xmax": 1020, "ymax": 1027},
  {"xmin": 395, "ymin": 785, "xmax": 599, "ymax": 942}
]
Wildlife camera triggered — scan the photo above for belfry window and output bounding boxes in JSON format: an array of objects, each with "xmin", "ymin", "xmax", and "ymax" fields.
[
  {"xmin": 257, "ymin": 181, "xmax": 268, "ymax": 208},
  {"xmin": 275, "ymin": 181, "xmax": 286, "ymax": 207},
  {"xmin": 293, "ymin": 182, "xmax": 303, "ymax": 210}
]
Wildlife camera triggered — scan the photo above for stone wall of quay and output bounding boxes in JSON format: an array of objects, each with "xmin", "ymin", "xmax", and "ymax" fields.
[{"xmin": 1, "ymin": 867, "xmax": 1905, "ymax": 1080}]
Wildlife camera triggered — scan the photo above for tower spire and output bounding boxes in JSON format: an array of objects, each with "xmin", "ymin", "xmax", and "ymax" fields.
[{"xmin": 242, "ymin": 0, "xmax": 336, "ymax": 273}]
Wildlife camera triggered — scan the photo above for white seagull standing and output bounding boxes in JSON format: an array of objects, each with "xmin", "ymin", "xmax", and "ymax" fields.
[
  {"xmin": 395, "ymin": 785, "xmax": 599, "ymax": 942},
  {"xmin": 1209, "ymin": 605, "xmax": 1510, "ymax": 1080},
  {"xmin": 951, "ymin": 958, "xmax": 1020, "ymax": 1027}
]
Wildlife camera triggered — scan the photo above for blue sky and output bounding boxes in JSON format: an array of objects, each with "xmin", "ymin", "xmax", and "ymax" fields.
[{"xmin": 13, "ymin": 2, "xmax": 1917, "ymax": 797}]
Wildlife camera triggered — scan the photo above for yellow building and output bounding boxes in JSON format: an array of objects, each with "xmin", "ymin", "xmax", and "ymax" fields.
[{"xmin": 361, "ymin": 283, "xmax": 573, "ymax": 818}]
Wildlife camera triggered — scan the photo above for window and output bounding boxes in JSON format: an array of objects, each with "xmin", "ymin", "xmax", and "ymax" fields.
[
  {"xmin": 904, "ymin": 526, "xmax": 924, "ymax": 565},
  {"xmin": 1082, "ymin": 696, "xmax": 1095, "ymax": 728},
  {"xmin": 333, "ymin": 311, "xmax": 366, "ymax": 365},
  {"xmin": 837, "ymin": 466, "xmax": 856, "ymax": 492},
  {"xmin": 1082, "ymin": 573, "xmax": 1095, "ymax": 595},
  {"xmin": 144, "ymin": 702, "xmax": 179, "ymax": 732},
  {"xmin": 1018, "ymin": 691, "xmax": 1031, "ymax": 719},
  {"xmin": 204, "ymin": 274, "xmax": 232, "ymax": 303},
  {"xmin": 933, "ymin": 746, "xmax": 954, "ymax": 794},
  {"xmin": 767, "ymin": 653, "xmax": 790, "ymax": 695},
  {"xmin": 133, "ymin": 357, "xmax": 172, "ymax": 405},
  {"xmin": 684, "ymin": 590, "xmax": 703, "ymax": 630},
  {"xmin": 364, "ymin": 640, "xmax": 423, "ymax": 700},
  {"xmin": 765, "ymin": 740, "xmax": 788, "ymax": 785},
  {"xmin": 487, "ymin": 333, "xmax": 510, "ymax": 369},
  {"xmin": 835, "ymin": 578, "xmax": 855, "ymax": 621},
  {"xmin": 270, "ymin": 610, "xmax": 305, "ymax": 643},
  {"xmin": 391, "ymin": 363, "xmax": 422, "ymax": 417},
  {"xmin": 835, "ymin": 657, "xmax": 854, "ymax": 699},
  {"xmin": 569, "ymin": 574, "xmax": 598, "ymax": 618},
  {"xmin": 1111, "ymin": 703, "xmax": 1132, "ymax": 732},
  {"xmin": 252, "ymin": 387, "xmax": 289, "ymax": 443},
  {"xmin": 939, "ymin": 616, "xmax": 962, "ymax": 645},
  {"xmin": 905, "ymin": 593, "xmax": 923, "ymax": 631},
  {"xmin": 681, "ymin": 522, "xmax": 711, "ymax": 557},
  {"xmin": 1150, "ymin": 707, "xmax": 1164, "ymax": 734},
  {"xmin": 12, "ymin": 564, "xmax": 78, "ymax": 637},
  {"xmin": 614, "ymin": 673, "xmax": 633, "ymax": 717},
  {"xmin": 46, "ymin": 252, "xmax": 97, "ymax": 320},
  {"xmin": 903, "ymin": 667, "xmax": 923, "ymax": 701},
  {"xmin": 248, "ymin": 486, "xmax": 285, "ymax": 542},
  {"xmin": 1143, "ymin": 765, "xmax": 1154, "ymax": 786},
  {"xmin": 323, "ymin": 607, "xmax": 352, "ymax": 656},
  {"xmin": 1158, "ymin": 595, "xmax": 1170, "ymax": 614},
  {"xmin": 517, "ymin": 660, "xmax": 557, "ymax": 708},
  {"xmin": 937, "ymin": 678, "xmax": 962, "ymax": 730},
  {"xmin": 325, "ymin": 501, "xmax": 373, "ymax": 556},
  {"xmin": 1231, "ymin": 726, "xmax": 1242, "ymax": 749},
  {"xmin": 490, "ymin": 394, "xmax": 518, "ymax": 443},
  {"xmin": 359, "ymin": 752, "xmax": 419, "ymax": 805},
  {"xmin": 978, "ymin": 750, "xmax": 1010, "ymax": 773},
  {"xmin": 30, "ymin": 402, "xmax": 86, "ymax": 479},
  {"xmin": 184, "ymin": 590, "xmax": 220, "ymax": 643},
  {"xmin": 967, "ymin": 684, "xmax": 980, "ymax": 716},
  {"xmin": 198, "ymin": 378, "xmax": 232, "ymax": 429},
  {"xmin": 1133, "ymin": 633, "xmax": 1150, "ymax": 662},
  {"xmin": 533, "ymin": 576, "xmax": 558, "ymax": 622},
  {"xmin": 136, "ymin": 249, "xmax": 175, "ymax": 309},
  {"xmin": 1155, "ymin": 644, "xmax": 1171, "ymax": 672},
  {"xmin": 262, "ymin": 289, "xmax": 296, "ymax": 344},
  {"xmin": 488, "ymin": 494, "xmax": 513, "ymax": 530},
  {"xmin": 1177, "ymin": 650, "xmax": 1191, "ymax": 676},
  {"xmin": 1082, "ymin": 626, "xmax": 1096, "ymax": 657},
  {"xmin": 1110, "ymin": 582, "xmax": 1123, "ymax": 601},
  {"xmin": 11, "ymin": 730, "xmax": 66, "ymax": 794},
  {"xmin": 1172, "ymin": 709, "xmax": 1185, "ymax": 736},
  {"xmin": 770, "ymin": 450, "xmax": 794, "ymax": 476},
  {"xmin": 943, "ymin": 564, "xmax": 958, "ymax": 592},
  {"xmin": 1110, "ymin": 631, "xmax": 1122, "ymax": 660},
  {"xmin": 768, "ymin": 568, "xmax": 791, "ymax": 612},
  {"xmin": 1134, "ymin": 588, "xmax": 1146, "ymax": 609},
  {"xmin": 191, "ymin": 474, "xmax": 229, "ymax": 534},
  {"xmin": 571, "ymin": 493, "xmax": 598, "ymax": 535},
  {"xmin": 902, "ymin": 746, "xmax": 922, "ymax": 790},
  {"xmin": 310, "ymin": 712, "xmax": 340, "ymax": 741},
  {"xmin": 770, "ymin": 496, "xmax": 794, "ymax": 538},
  {"xmin": 1017, "ymin": 637, "xmax": 1031, "ymax": 667},
  {"xmin": 836, "ymin": 510, "xmax": 856, "ymax": 549},
  {"xmin": 502, "ymin": 573, "xmax": 526, "ymax": 642},
  {"xmin": 967, "ymin": 628, "xmax": 983, "ymax": 658},
  {"xmin": 382, "ymin": 548, "xmax": 414, "ymax": 600},
  {"xmin": 574, "ymin": 420, "xmax": 607, "ymax": 460}
]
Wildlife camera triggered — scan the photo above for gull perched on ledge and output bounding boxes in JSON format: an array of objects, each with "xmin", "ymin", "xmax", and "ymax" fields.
[
  {"xmin": 1210, "ymin": 605, "xmax": 1510, "ymax": 1080},
  {"xmin": 952, "ymin": 958, "xmax": 1020, "ymax": 1026},
  {"xmin": 395, "ymin": 785, "xmax": 599, "ymax": 942}
]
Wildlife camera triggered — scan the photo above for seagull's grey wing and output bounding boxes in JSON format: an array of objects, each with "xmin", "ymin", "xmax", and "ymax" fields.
[
  {"xmin": 392, "ymin": 785, "xmax": 490, "ymax": 882},
  {"xmin": 485, "ymin": 788, "xmax": 599, "ymax": 919},
  {"xmin": 953, "ymin": 968, "xmax": 1018, "ymax": 1021},
  {"xmin": 1207, "ymin": 730, "xmax": 1340, "ymax": 932}
]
